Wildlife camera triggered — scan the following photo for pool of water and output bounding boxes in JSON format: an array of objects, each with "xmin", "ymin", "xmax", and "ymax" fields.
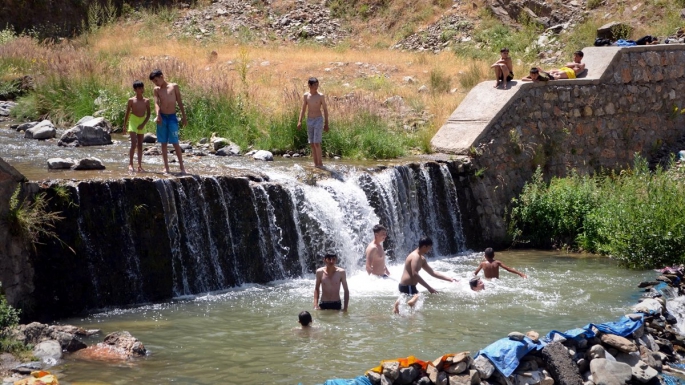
[{"xmin": 55, "ymin": 250, "xmax": 653, "ymax": 385}]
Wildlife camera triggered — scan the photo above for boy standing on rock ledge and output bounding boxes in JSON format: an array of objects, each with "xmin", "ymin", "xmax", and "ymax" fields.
[
  {"xmin": 297, "ymin": 77, "xmax": 329, "ymax": 169},
  {"xmin": 123, "ymin": 80, "xmax": 150, "ymax": 172},
  {"xmin": 149, "ymin": 69, "xmax": 187, "ymax": 175}
]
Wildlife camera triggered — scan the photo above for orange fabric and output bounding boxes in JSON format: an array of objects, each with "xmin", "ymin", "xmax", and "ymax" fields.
[{"xmin": 367, "ymin": 355, "xmax": 429, "ymax": 374}]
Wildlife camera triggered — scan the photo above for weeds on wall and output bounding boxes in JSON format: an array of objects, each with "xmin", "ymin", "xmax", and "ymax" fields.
[{"xmin": 6, "ymin": 186, "xmax": 65, "ymax": 250}]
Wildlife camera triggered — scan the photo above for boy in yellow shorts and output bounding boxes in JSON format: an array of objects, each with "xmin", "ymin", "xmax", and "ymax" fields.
[{"xmin": 123, "ymin": 80, "xmax": 151, "ymax": 172}]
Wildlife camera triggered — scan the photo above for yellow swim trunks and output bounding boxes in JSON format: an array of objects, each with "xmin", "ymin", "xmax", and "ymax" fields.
[
  {"xmin": 128, "ymin": 113, "xmax": 146, "ymax": 135},
  {"xmin": 560, "ymin": 67, "xmax": 576, "ymax": 79}
]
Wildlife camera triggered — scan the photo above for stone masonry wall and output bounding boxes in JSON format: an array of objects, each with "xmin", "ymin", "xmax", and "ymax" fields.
[{"xmin": 467, "ymin": 46, "xmax": 685, "ymax": 245}]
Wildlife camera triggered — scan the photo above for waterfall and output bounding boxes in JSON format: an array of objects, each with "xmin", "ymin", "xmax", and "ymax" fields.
[{"xmin": 35, "ymin": 161, "xmax": 469, "ymax": 315}]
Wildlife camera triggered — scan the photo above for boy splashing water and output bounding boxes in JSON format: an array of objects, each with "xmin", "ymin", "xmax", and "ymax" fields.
[{"xmin": 123, "ymin": 80, "xmax": 150, "ymax": 172}]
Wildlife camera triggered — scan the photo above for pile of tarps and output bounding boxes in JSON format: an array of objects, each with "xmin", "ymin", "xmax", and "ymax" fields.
[{"xmin": 477, "ymin": 314, "xmax": 643, "ymax": 377}]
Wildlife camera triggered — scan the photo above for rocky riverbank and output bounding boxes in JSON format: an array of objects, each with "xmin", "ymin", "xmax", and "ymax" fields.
[
  {"xmin": 339, "ymin": 269, "xmax": 685, "ymax": 385},
  {"xmin": 1, "ymin": 324, "xmax": 146, "ymax": 384}
]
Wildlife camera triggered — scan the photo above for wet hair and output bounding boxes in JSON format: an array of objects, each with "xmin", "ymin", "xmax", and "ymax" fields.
[
  {"xmin": 500, "ymin": 47, "xmax": 509, "ymax": 53},
  {"xmin": 133, "ymin": 80, "xmax": 144, "ymax": 89},
  {"xmin": 418, "ymin": 237, "xmax": 433, "ymax": 248},
  {"xmin": 530, "ymin": 68, "xmax": 539, "ymax": 74},
  {"xmin": 373, "ymin": 224, "xmax": 386, "ymax": 233},
  {"xmin": 324, "ymin": 251, "xmax": 337, "ymax": 260},
  {"xmin": 574, "ymin": 50, "xmax": 584, "ymax": 58},
  {"xmin": 484, "ymin": 247, "xmax": 495, "ymax": 258},
  {"xmin": 469, "ymin": 277, "xmax": 481, "ymax": 288},
  {"xmin": 299, "ymin": 311, "xmax": 312, "ymax": 326},
  {"xmin": 308, "ymin": 77, "xmax": 319, "ymax": 85},
  {"xmin": 149, "ymin": 69, "xmax": 163, "ymax": 81}
]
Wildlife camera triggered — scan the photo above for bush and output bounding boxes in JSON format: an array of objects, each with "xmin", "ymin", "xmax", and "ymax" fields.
[
  {"xmin": 509, "ymin": 167, "xmax": 599, "ymax": 248},
  {"xmin": 0, "ymin": 284, "xmax": 20, "ymax": 334},
  {"xmin": 508, "ymin": 157, "xmax": 685, "ymax": 268}
]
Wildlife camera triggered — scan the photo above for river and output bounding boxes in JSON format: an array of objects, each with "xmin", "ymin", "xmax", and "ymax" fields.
[{"xmin": 55, "ymin": 250, "xmax": 651, "ymax": 385}]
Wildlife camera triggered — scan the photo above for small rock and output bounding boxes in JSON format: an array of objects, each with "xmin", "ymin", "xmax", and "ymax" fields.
[
  {"xmin": 143, "ymin": 133, "xmax": 157, "ymax": 143},
  {"xmin": 47, "ymin": 158, "xmax": 75, "ymax": 170},
  {"xmin": 72, "ymin": 157, "xmax": 105, "ymax": 170},
  {"xmin": 418, "ymin": 85, "xmax": 428, "ymax": 93},
  {"xmin": 253, "ymin": 150, "xmax": 274, "ymax": 161},
  {"xmin": 508, "ymin": 332, "xmax": 525, "ymax": 341}
]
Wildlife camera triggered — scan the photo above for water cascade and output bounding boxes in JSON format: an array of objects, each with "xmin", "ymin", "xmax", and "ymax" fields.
[{"xmin": 29, "ymin": 162, "xmax": 468, "ymax": 320}]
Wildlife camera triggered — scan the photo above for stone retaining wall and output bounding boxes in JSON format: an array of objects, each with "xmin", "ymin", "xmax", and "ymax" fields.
[{"xmin": 434, "ymin": 45, "xmax": 685, "ymax": 245}]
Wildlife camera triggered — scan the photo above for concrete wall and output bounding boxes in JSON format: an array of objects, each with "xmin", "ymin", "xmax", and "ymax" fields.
[
  {"xmin": 0, "ymin": 158, "xmax": 34, "ymax": 311},
  {"xmin": 432, "ymin": 45, "xmax": 685, "ymax": 245}
]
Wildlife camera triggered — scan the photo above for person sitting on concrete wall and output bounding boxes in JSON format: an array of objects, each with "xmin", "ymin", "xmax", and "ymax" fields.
[{"xmin": 548, "ymin": 51, "xmax": 585, "ymax": 80}]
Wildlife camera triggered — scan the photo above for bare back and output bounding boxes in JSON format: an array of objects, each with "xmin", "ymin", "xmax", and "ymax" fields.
[
  {"xmin": 478, "ymin": 260, "xmax": 502, "ymax": 279},
  {"xmin": 304, "ymin": 92, "xmax": 325, "ymax": 118},
  {"xmin": 154, "ymin": 83, "xmax": 181, "ymax": 114},
  {"xmin": 365, "ymin": 241, "xmax": 387, "ymax": 276},
  {"xmin": 316, "ymin": 267, "xmax": 345, "ymax": 302}
]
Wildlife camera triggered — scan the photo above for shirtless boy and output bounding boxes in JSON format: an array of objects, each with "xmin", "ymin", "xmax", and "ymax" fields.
[
  {"xmin": 313, "ymin": 252, "xmax": 349, "ymax": 311},
  {"xmin": 474, "ymin": 248, "xmax": 527, "ymax": 279},
  {"xmin": 297, "ymin": 77, "xmax": 329, "ymax": 168},
  {"xmin": 365, "ymin": 224, "xmax": 390, "ymax": 277},
  {"xmin": 491, "ymin": 47, "xmax": 514, "ymax": 89},
  {"xmin": 149, "ymin": 69, "xmax": 187, "ymax": 174},
  {"xmin": 394, "ymin": 237, "xmax": 457, "ymax": 314},
  {"xmin": 123, "ymin": 80, "xmax": 151, "ymax": 172},
  {"xmin": 549, "ymin": 51, "xmax": 585, "ymax": 80}
]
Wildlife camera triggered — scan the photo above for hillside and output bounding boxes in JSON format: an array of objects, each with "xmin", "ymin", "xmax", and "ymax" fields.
[{"xmin": 1, "ymin": 0, "xmax": 684, "ymax": 159}]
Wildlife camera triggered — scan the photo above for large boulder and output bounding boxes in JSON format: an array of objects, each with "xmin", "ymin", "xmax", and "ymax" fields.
[
  {"xmin": 103, "ymin": 331, "xmax": 146, "ymax": 357},
  {"xmin": 253, "ymin": 150, "xmax": 274, "ymax": 161},
  {"xmin": 600, "ymin": 334, "xmax": 638, "ymax": 353},
  {"xmin": 597, "ymin": 22, "xmax": 633, "ymax": 41},
  {"xmin": 590, "ymin": 358, "xmax": 632, "ymax": 385},
  {"xmin": 9, "ymin": 322, "xmax": 87, "ymax": 353},
  {"xmin": 541, "ymin": 342, "xmax": 583, "ymax": 385},
  {"xmin": 59, "ymin": 117, "xmax": 112, "ymax": 146},
  {"xmin": 24, "ymin": 120, "xmax": 56, "ymax": 140},
  {"xmin": 16, "ymin": 121, "xmax": 38, "ymax": 132},
  {"xmin": 47, "ymin": 158, "xmax": 74, "ymax": 170},
  {"xmin": 72, "ymin": 157, "xmax": 105, "ymax": 170},
  {"xmin": 33, "ymin": 340, "xmax": 62, "ymax": 361}
]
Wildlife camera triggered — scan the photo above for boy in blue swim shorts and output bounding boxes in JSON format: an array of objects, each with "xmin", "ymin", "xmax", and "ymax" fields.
[
  {"xmin": 297, "ymin": 77, "xmax": 329, "ymax": 168},
  {"xmin": 149, "ymin": 69, "xmax": 187, "ymax": 174}
]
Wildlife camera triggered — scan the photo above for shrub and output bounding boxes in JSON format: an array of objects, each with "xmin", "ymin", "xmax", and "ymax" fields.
[
  {"xmin": 0, "ymin": 284, "xmax": 20, "ymax": 335},
  {"xmin": 429, "ymin": 68, "xmax": 451, "ymax": 94},
  {"xmin": 509, "ymin": 157, "xmax": 685, "ymax": 268},
  {"xmin": 6, "ymin": 186, "xmax": 64, "ymax": 249}
]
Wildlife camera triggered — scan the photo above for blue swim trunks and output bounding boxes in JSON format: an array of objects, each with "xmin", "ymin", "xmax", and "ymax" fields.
[{"xmin": 157, "ymin": 113, "xmax": 179, "ymax": 144}]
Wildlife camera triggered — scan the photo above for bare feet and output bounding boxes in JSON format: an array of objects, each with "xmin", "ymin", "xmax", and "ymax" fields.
[
  {"xmin": 179, "ymin": 167, "xmax": 187, "ymax": 175},
  {"xmin": 493, "ymin": 81, "xmax": 501, "ymax": 89},
  {"xmin": 393, "ymin": 300, "xmax": 400, "ymax": 315},
  {"xmin": 128, "ymin": 165, "xmax": 134, "ymax": 172},
  {"xmin": 137, "ymin": 166, "xmax": 145, "ymax": 172}
]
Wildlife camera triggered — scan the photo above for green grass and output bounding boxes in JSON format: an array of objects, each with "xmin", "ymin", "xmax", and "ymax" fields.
[{"xmin": 509, "ymin": 157, "xmax": 685, "ymax": 268}]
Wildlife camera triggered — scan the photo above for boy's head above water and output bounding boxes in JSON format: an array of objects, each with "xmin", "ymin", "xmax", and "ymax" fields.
[
  {"xmin": 298, "ymin": 310, "xmax": 312, "ymax": 326},
  {"xmin": 484, "ymin": 247, "xmax": 495, "ymax": 260},
  {"xmin": 469, "ymin": 277, "xmax": 484, "ymax": 291}
]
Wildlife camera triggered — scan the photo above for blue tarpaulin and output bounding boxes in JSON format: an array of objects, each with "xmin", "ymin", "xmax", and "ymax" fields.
[
  {"xmin": 476, "ymin": 337, "xmax": 545, "ymax": 377},
  {"xmin": 319, "ymin": 376, "xmax": 373, "ymax": 385}
]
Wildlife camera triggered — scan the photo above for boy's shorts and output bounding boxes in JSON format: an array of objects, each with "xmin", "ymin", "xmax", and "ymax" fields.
[
  {"xmin": 157, "ymin": 113, "xmax": 180, "ymax": 144},
  {"xmin": 307, "ymin": 116, "xmax": 324, "ymax": 144},
  {"xmin": 128, "ymin": 113, "xmax": 146, "ymax": 135}
]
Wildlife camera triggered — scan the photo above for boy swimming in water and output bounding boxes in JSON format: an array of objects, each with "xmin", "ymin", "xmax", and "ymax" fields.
[
  {"xmin": 474, "ymin": 248, "xmax": 527, "ymax": 279},
  {"xmin": 123, "ymin": 80, "xmax": 151, "ymax": 172}
]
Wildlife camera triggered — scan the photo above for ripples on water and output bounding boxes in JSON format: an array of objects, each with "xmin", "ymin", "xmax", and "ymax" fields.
[{"xmin": 58, "ymin": 250, "xmax": 652, "ymax": 385}]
